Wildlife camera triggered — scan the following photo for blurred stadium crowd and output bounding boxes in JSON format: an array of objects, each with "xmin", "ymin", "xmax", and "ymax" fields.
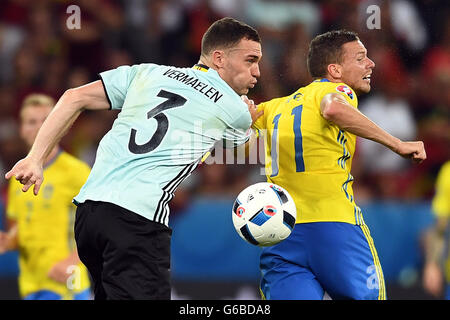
[
  {"xmin": 0, "ymin": 0, "xmax": 449, "ymax": 209},
  {"xmin": 0, "ymin": 0, "xmax": 449, "ymax": 300}
]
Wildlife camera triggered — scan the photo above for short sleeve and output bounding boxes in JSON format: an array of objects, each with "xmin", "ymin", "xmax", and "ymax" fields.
[
  {"xmin": 432, "ymin": 161, "xmax": 450, "ymax": 218},
  {"xmin": 99, "ymin": 64, "xmax": 141, "ymax": 110},
  {"xmin": 316, "ymin": 82, "xmax": 359, "ymax": 110}
]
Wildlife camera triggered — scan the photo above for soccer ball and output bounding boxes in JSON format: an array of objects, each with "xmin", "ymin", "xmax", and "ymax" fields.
[{"xmin": 232, "ymin": 182, "xmax": 297, "ymax": 247}]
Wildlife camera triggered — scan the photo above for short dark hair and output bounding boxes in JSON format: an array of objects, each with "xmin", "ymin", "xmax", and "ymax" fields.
[
  {"xmin": 307, "ymin": 30, "xmax": 359, "ymax": 78},
  {"xmin": 201, "ymin": 17, "xmax": 261, "ymax": 56}
]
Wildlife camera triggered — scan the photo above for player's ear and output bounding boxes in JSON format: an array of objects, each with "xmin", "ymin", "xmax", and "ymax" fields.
[
  {"xmin": 327, "ymin": 63, "xmax": 342, "ymax": 79},
  {"xmin": 211, "ymin": 50, "xmax": 225, "ymax": 69}
]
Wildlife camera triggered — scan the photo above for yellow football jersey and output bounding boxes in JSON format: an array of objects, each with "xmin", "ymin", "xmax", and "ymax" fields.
[
  {"xmin": 253, "ymin": 79, "xmax": 364, "ymax": 225},
  {"xmin": 7, "ymin": 150, "xmax": 91, "ymax": 299},
  {"xmin": 431, "ymin": 160, "xmax": 450, "ymax": 282}
]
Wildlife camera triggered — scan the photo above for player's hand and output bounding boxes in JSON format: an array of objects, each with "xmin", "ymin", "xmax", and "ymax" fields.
[
  {"xmin": 48, "ymin": 259, "xmax": 74, "ymax": 284},
  {"xmin": 423, "ymin": 262, "xmax": 443, "ymax": 298},
  {"xmin": 5, "ymin": 157, "xmax": 44, "ymax": 195},
  {"xmin": 395, "ymin": 141, "xmax": 426, "ymax": 164},
  {"xmin": 0, "ymin": 232, "xmax": 9, "ymax": 254},
  {"xmin": 242, "ymin": 95, "xmax": 263, "ymax": 125}
]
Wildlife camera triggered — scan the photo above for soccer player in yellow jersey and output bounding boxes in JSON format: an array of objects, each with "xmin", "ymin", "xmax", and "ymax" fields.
[
  {"xmin": 0, "ymin": 94, "xmax": 91, "ymax": 300},
  {"xmin": 253, "ymin": 30, "xmax": 426, "ymax": 300},
  {"xmin": 423, "ymin": 161, "xmax": 450, "ymax": 300}
]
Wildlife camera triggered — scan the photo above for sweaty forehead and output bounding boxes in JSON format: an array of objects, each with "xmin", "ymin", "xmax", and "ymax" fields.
[
  {"xmin": 342, "ymin": 40, "xmax": 367, "ymax": 57},
  {"xmin": 228, "ymin": 39, "xmax": 262, "ymax": 57}
]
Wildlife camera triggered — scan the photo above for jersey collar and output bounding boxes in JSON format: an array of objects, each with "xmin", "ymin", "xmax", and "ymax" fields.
[
  {"xmin": 313, "ymin": 78, "xmax": 331, "ymax": 83},
  {"xmin": 192, "ymin": 64, "xmax": 210, "ymax": 72}
]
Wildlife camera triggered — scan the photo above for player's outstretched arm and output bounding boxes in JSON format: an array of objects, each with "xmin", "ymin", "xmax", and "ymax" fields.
[
  {"xmin": 5, "ymin": 80, "xmax": 110, "ymax": 195},
  {"xmin": 320, "ymin": 93, "xmax": 426, "ymax": 163}
]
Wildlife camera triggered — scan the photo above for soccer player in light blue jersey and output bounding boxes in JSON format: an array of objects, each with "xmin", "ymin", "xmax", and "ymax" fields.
[{"xmin": 5, "ymin": 17, "xmax": 263, "ymax": 300}]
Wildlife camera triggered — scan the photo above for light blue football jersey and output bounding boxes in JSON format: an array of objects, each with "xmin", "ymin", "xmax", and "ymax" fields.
[{"xmin": 73, "ymin": 63, "xmax": 252, "ymax": 226}]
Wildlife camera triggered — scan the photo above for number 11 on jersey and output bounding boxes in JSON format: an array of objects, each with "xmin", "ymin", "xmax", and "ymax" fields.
[{"xmin": 270, "ymin": 104, "xmax": 305, "ymax": 178}]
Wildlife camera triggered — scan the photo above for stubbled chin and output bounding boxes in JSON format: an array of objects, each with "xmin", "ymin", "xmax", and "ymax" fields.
[{"xmin": 355, "ymin": 84, "xmax": 371, "ymax": 95}]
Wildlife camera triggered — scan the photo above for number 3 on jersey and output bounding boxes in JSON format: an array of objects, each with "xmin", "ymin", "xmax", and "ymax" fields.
[
  {"xmin": 128, "ymin": 90, "xmax": 187, "ymax": 154},
  {"xmin": 270, "ymin": 104, "xmax": 305, "ymax": 177}
]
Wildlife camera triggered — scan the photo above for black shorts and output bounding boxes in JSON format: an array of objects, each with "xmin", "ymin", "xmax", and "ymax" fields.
[{"xmin": 74, "ymin": 200, "xmax": 172, "ymax": 300}]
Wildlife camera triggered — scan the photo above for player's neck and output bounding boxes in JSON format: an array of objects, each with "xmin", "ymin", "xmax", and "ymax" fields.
[
  {"xmin": 197, "ymin": 58, "xmax": 216, "ymax": 71},
  {"xmin": 323, "ymin": 75, "xmax": 342, "ymax": 83}
]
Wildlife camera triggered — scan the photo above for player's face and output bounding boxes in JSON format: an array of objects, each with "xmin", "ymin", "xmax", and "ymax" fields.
[
  {"xmin": 339, "ymin": 40, "xmax": 375, "ymax": 94},
  {"xmin": 20, "ymin": 105, "xmax": 52, "ymax": 148},
  {"xmin": 219, "ymin": 39, "xmax": 262, "ymax": 95}
]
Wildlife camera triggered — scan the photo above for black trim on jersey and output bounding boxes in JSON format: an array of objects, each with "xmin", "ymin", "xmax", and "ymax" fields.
[
  {"xmin": 157, "ymin": 160, "xmax": 199, "ymax": 224},
  {"xmin": 154, "ymin": 160, "xmax": 200, "ymax": 224},
  {"xmin": 98, "ymin": 74, "xmax": 113, "ymax": 110},
  {"xmin": 193, "ymin": 63, "xmax": 210, "ymax": 70}
]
